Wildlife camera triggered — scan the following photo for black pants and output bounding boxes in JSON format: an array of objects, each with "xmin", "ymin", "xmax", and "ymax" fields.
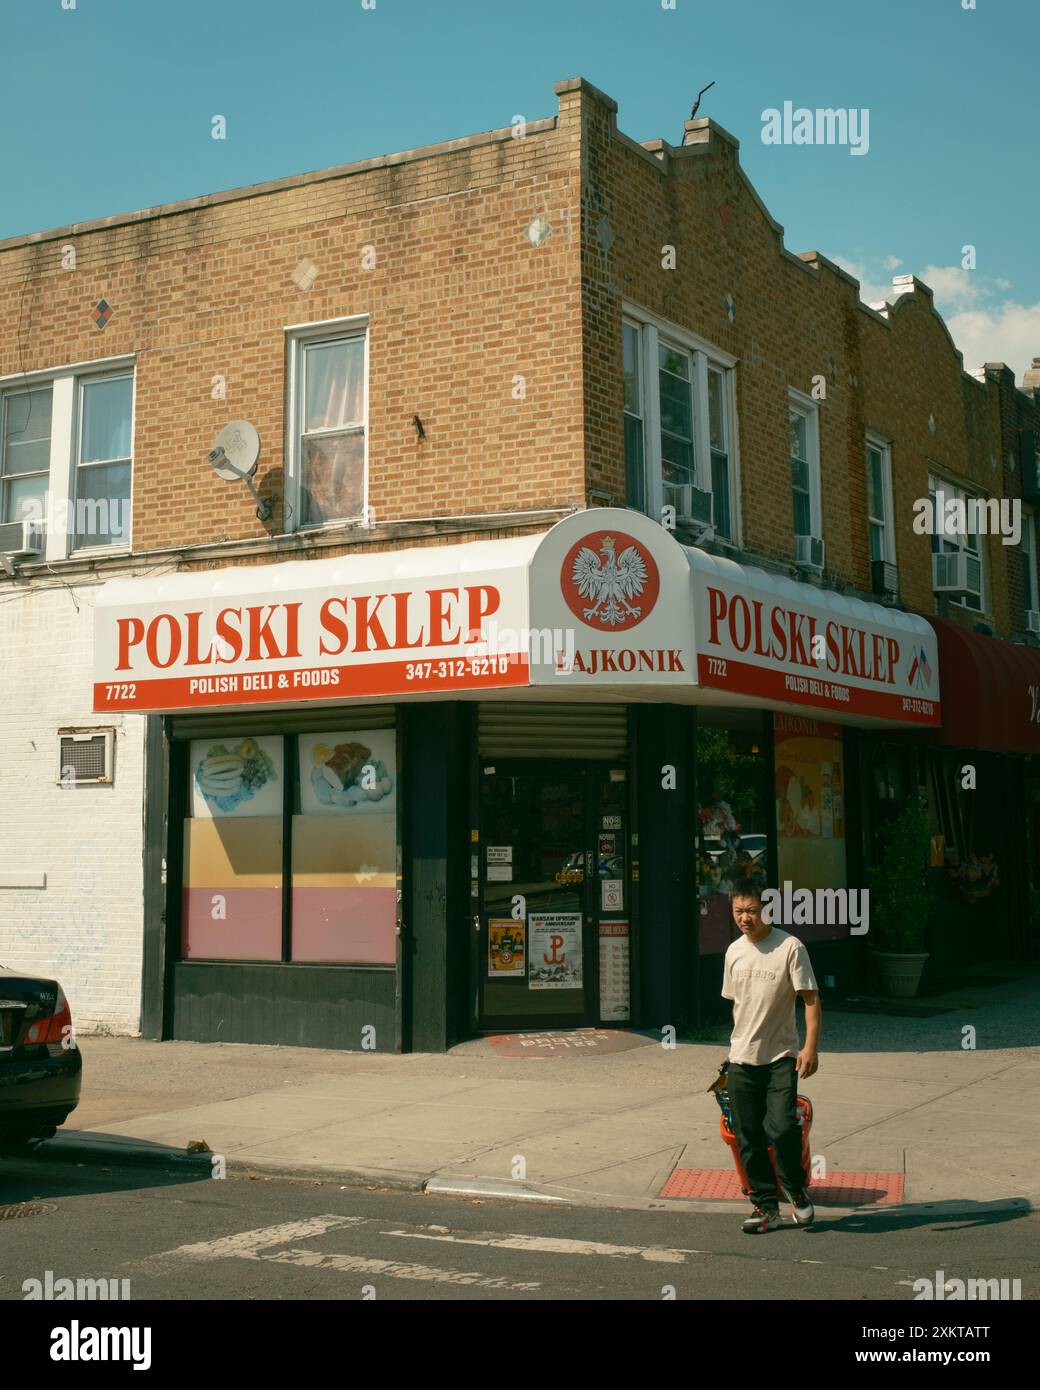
[{"xmin": 728, "ymin": 1057, "xmax": 806, "ymax": 1213}]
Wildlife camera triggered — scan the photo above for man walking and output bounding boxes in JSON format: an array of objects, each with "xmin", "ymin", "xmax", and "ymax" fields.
[{"xmin": 723, "ymin": 880, "xmax": 821, "ymax": 1233}]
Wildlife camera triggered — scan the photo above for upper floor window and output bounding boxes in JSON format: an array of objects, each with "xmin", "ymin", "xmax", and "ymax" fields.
[
  {"xmin": 929, "ymin": 473, "xmax": 986, "ymax": 612},
  {"xmin": 622, "ymin": 308, "xmax": 738, "ymax": 541},
  {"xmin": 0, "ymin": 360, "xmax": 133, "ymax": 557},
  {"xmin": 1, "ymin": 385, "xmax": 52, "ymax": 527},
  {"xmin": 788, "ymin": 392, "xmax": 821, "ymax": 543},
  {"xmin": 866, "ymin": 436, "xmax": 895, "ymax": 565},
  {"xmin": 1022, "ymin": 508, "xmax": 1038, "ymax": 621},
  {"xmin": 288, "ymin": 320, "xmax": 367, "ymax": 531}
]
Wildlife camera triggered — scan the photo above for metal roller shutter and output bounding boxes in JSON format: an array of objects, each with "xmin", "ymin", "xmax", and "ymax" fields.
[
  {"xmin": 170, "ymin": 704, "xmax": 396, "ymax": 741},
  {"xmin": 478, "ymin": 702, "xmax": 628, "ymax": 760}
]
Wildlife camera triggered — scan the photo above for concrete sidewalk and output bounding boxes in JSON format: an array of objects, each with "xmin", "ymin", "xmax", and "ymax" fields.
[{"xmin": 43, "ymin": 967, "xmax": 1040, "ymax": 1215}]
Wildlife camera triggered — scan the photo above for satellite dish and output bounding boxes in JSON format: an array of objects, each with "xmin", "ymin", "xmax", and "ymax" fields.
[
  {"xmin": 207, "ymin": 421, "xmax": 271, "ymax": 521},
  {"xmin": 209, "ymin": 421, "xmax": 260, "ymax": 481}
]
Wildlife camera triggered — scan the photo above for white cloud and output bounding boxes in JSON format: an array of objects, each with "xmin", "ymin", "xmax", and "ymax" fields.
[
  {"xmin": 919, "ymin": 264, "xmax": 982, "ymax": 311},
  {"xmin": 944, "ymin": 301, "xmax": 1040, "ymax": 382},
  {"xmin": 883, "ymin": 255, "xmax": 903, "ymax": 270},
  {"xmin": 831, "ymin": 256, "xmax": 892, "ymax": 306}
]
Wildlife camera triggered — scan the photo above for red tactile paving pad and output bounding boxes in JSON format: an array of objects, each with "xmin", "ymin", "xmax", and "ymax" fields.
[{"xmin": 660, "ymin": 1168, "xmax": 904, "ymax": 1204}]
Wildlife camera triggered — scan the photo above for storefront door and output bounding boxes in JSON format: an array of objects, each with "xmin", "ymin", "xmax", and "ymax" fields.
[{"xmin": 476, "ymin": 762, "xmax": 630, "ymax": 1031}]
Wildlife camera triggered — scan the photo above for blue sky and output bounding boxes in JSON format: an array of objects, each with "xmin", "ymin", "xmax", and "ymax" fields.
[{"xmin": 5, "ymin": 0, "xmax": 1038, "ymax": 379}]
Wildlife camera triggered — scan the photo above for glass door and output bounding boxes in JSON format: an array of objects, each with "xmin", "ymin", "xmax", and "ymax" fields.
[{"xmin": 478, "ymin": 765, "xmax": 596, "ymax": 1029}]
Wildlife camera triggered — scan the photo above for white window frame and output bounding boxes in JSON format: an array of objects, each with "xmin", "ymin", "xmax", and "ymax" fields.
[
  {"xmin": 284, "ymin": 314, "xmax": 369, "ymax": 534},
  {"xmin": 865, "ymin": 433, "xmax": 896, "ymax": 567},
  {"xmin": 621, "ymin": 302, "xmax": 741, "ymax": 545},
  {"xmin": 928, "ymin": 472, "xmax": 989, "ymax": 615},
  {"xmin": 0, "ymin": 355, "xmax": 135, "ymax": 561},
  {"xmin": 788, "ymin": 389, "xmax": 822, "ymax": 544}
]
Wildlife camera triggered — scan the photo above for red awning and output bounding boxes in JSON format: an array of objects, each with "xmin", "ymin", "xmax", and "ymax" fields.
[{"xmin": 926, "ymin": 616, "xmax": 1040, "ymax": 754}]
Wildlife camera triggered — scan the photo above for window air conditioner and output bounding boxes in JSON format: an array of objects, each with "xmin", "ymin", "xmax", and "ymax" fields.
[
  {"xmin": 663, "ymin": 481, "xmax": 714, "ymax": 531},
  {"xmin": 933, "ymin": 551, "xmax": 982, "ymax": 598},
  {"xmin": 1026, "ymin": 610, "xmax": 1040, "ymax": 635},
  {"xmin": 871, "ymin": 559, "xmax": 899, "ymax": 599},
  {"xmin": 795, "ymin": 535, "xmax": 825, "ymax": 571},
  {"xmin": 0, "ymin": 518, "xmax": 45, "ymax": 558},
  {"xmin": 56, "ymin": 730, "xmax": 115, "ymax": 787}
]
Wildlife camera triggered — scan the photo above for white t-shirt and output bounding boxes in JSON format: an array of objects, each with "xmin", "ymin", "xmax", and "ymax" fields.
[{"xmin": 721, "ymin": 928, "xmax": 818, "ymax": 1065}]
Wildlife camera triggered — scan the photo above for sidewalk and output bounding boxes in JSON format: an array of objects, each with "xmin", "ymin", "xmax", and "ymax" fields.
[{"xmin": 47, "ymin": 967, "xmax": 1040, "ymax": 1215}]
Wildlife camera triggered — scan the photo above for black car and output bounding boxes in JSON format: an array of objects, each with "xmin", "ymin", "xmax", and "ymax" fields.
[{"xmin": 0, "ymin": 964, "xmax": 82, "ymax": 1148}]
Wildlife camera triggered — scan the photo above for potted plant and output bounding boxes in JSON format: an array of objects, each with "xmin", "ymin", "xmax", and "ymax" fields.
[{"xmin": 868, "ymin": 795, "xmax": 932, "ymax": 998}]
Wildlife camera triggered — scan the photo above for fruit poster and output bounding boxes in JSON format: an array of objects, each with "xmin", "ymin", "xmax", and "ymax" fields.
[
  {"xmin": 488, "ymin": 919, "xmax": 525, "ymax": 976},
  {"xmin": 298, "ymin": 730, "xmax": 397, "ymax": 816},
  {"xmin": 528, "ymin": 913, "xmax": 583, "ymax": 990},
  {"xmin": 191, "ymin": 736, "xmax": 282, "ymax": 818}
]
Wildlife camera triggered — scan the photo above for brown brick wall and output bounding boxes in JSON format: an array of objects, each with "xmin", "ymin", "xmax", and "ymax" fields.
[{"xmin": 0, "ymin": 112, "xmax": 586, "ymax": 558}]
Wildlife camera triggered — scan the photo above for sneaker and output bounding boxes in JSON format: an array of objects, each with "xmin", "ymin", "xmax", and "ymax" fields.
[
  {"xmin": 781, "ymin": 1186, "xmax": 815, "ymax": 1227},
  {"xmin": 741, "ymin": 1206, "xmax": 782, "ymax": 1234}
]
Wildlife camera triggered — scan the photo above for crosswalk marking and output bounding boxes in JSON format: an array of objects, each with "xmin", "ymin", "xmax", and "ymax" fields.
[{"xmin": 381, "ymin": 1226, "xmax": 707, "ymax": 1264}]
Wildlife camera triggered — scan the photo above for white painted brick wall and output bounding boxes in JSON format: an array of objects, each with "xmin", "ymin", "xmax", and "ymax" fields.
[{"xmin": 0, "ymin": 577, "xmax": 145, "ymax": 1034}]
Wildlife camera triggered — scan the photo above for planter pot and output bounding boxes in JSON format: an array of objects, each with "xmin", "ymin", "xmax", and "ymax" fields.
[{"xmin": 871, "ymin": 949, "xmax": 930, "ymax": 999}]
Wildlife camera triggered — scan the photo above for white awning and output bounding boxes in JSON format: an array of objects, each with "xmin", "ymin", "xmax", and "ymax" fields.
[{"xmin": 93, "ymin": 510, "xmax": 940, "ymax": 728}]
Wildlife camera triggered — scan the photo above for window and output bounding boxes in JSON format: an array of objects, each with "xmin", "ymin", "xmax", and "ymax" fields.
[
  {"xmin": 1, "ymin": 385, "xmax": 52, "ymax": 526},
  {"xmin": 288, "ymin": 320, "xmax": 367, "ymax": 531},
  {"xmin": 73, "ymin": 375, "xmax": 132, "ymax": 549},
  {"xmin": 0, "ymin": 358, "xmax": 134, "ymax": 558},
  {"xmin": 866, "ymin": 436, "xmax": 895, "ymax": 564},
  {"xmin": 622, "ymin": 308, "xmax": 738, "ymax": 541},
  {"xmin": 789, "ymin": 393, "xmax": 821, "ymax": 541},
  {"xmin": 929, "ymin": 474, "xmax": 986, "ymax": 612},
  {"xmin": 1022, "ymin": 510, "xmax": 1037, "ymax": 617}
]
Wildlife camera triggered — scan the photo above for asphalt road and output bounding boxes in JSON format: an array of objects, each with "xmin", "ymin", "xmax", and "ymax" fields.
[{"xmin": 1, "ymin": 1153, "xmax": 1037, "ymax": 1304}]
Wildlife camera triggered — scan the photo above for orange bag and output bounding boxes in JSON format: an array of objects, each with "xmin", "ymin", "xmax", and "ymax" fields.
[{"xmin": 720, "ymin": 1096, "xmax": 813, "ymax": 1197}]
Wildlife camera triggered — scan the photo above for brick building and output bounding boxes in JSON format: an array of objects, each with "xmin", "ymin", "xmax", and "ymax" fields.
[{"xmin": 1, "ymin": 77, "xmax": 1037, "ymax": 1050}]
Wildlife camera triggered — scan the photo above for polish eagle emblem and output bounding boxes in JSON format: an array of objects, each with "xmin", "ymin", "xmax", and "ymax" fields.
[{"xmin": 571, "ymin": 534, "xmax": 649, "ymax": 626}]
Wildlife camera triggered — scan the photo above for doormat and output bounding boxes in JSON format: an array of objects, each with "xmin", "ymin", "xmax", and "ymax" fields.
[
  {"xmin": 482, "ymin": 1028, "xmax": 657, "ymax": 1058},
  {"xmin": 659, "ymin": 1168, "xmax": 904, "ymax": 1204}
]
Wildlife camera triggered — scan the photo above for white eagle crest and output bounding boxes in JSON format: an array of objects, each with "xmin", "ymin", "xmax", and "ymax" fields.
[{"xmin": 571, "ymin": 535, "xmax": 649, "ymax": 625}]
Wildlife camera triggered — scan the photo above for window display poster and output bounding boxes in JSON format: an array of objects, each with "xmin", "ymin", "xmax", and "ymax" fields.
[
  {"xmin": 298, "ymin": 730, "xmax": 396, "ymax": 816},
  {"xmin": 488, "ymin": 919, "xmax": 525, "ymax": 976},
  {"xmin": 191, "ymin": 735, "xmax": 283, "ymax": 818},
  {"xmin": 773, "ymin": 715, "xmax": 844, "ymax": 841},
  {"xmin": 598, "ymin": 921, "xmax": 630, "ymax": 1021},
  {"xmin": 773, "ymin": 713, "xmax": 847, "ymax": 934},
  {"xmin": 528, "ymin": 913, "xmax": 583, "ymax": 990}
]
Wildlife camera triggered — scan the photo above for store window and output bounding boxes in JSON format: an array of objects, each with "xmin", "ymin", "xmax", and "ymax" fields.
[
  {"xmin": 181, "ymin": 726, "xmax": 397, "ymax": 964},
  {"xmin": 773, "ymin": 714, "xmax": 847, "ymax": 942},
  {"xmin": 695, "ymin": 709, "xmax": 770, "ymax": 953}
]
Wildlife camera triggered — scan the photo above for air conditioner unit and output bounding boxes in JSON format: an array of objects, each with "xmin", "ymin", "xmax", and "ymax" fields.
[
  {"xmin": 0, "ymin": 518, "xmax": 45, "ymax": 558},
  {"xmin": 871, "ymin": 559, "xmax": 899, "ymax": 599},
  {"xmin": 933, "ymin": 551, "xmax": 982, "ymax": 598},
  {"xmin": 795, "ymin": 535, "xmax": 825, "ymax": 571},
  {"xmin": 1026, "ymin": 610, "xmax": 1040, "ymax": 635},
  {"xmin": 663, "ymin": 482, "xmax": 714, "ymax": 530},
  {"xmin": 56, "ymin": 730, "xmax": 115, "ymax": 788}
]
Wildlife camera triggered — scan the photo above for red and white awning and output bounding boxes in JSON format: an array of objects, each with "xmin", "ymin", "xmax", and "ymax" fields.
[{"xmin": 93, "ymin": 509, "xmax": 940, "ymax": 727}]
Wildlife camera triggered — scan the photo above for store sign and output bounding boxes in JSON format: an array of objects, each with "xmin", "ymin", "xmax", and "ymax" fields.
[
  {"xmin": 688, "ymin": 552, "xmax": 941, "ymax": 725},
  {"xmin": 93, "ymin": 546, "xmax": 533, "ymax": 712},
  {"xmin": 529, "ymin": 509, "xmax": 695, "ymax": 685}
]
